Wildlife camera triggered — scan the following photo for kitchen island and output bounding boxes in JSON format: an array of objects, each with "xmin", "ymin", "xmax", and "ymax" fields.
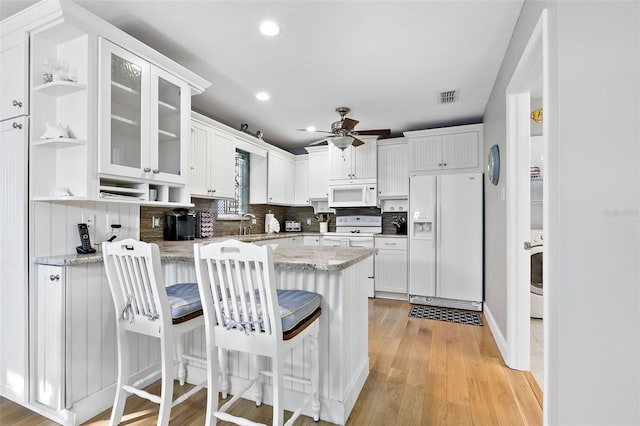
[{"xmin": 34, "ymin": 238, "xmax": 374, "ymax": 425}]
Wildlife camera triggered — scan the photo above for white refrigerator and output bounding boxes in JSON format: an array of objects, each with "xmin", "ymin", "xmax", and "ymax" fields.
[{"xmin": 409, "ymin": 173, "xmax": 483, "ymax": 311}]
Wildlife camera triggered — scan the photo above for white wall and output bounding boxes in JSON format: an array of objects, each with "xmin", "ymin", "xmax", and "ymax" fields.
[{"xmin": 484, "ymin": 0, "xmax": 640, "ymax": 424}]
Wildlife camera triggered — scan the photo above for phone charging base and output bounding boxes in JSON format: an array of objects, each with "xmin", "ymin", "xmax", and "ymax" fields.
[{"xmin": 76, "ymin": 246, "xmax": 96, "ymax": 254}]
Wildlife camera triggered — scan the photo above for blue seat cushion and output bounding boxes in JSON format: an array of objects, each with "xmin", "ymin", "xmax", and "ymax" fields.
[
  {"xmin": 166, "ymin": 283, "xmax": 203, "ymax": 324},
  {"xmin": 277, "ymin": 289, "xmax": 322, "ymax": 340}
]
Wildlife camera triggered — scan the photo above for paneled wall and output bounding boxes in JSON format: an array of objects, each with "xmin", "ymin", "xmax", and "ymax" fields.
[{"xmin": 31, "ymin": 201, "xmax": 139, "ymax": 257}]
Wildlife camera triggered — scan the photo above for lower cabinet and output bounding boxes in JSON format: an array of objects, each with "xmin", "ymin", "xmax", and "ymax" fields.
[
  {"xmin": 374, "ymin": 237, "xmax": 408, "ymax": 299},
  {"xmin": 303, "ymin": 235, "xmax": 321, "ymax": 246},
  {"xmin": 35, "ymin": 263, "xmax": 160, "ymax": 425}
]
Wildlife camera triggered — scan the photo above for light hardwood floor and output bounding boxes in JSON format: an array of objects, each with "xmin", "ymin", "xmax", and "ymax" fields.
[{"xmin": 0, "ymin": 298, "xmax": 542, "ymax": 425}]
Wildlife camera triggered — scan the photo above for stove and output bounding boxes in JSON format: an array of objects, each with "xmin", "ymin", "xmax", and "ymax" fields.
[
  {"xmin": 323, "ymin": 215, "xmax": 381, "ymax": 298},
  {"xmin": 333, "ymin": 215, "xmax": 382, "ymax": 236}
]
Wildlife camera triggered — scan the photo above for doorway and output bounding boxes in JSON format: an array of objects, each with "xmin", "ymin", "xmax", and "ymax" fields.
[{"xmin": 504, "ymin": 8, "xmax": 548, "ymax": 397}]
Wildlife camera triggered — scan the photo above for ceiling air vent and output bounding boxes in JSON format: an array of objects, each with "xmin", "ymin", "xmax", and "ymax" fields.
[{"xmin": 439, "ymin": 89, "xmax": 458, "ymax": 104}]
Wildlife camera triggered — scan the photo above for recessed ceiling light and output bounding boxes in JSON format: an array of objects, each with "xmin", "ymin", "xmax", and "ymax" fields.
[
  {"xmin": 259, "ymin": 21, "xmax": 281, "ymax": 37},
  {"xmin": 255, "ymin": 92, "xmax": 270, "ymax": 101},
  {"xmin": 305, "ymin": 126, "xmax": 316, "ymax": 132}
]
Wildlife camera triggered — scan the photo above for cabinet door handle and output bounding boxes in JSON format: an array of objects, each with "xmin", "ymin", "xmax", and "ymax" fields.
[
  {"xmin": 212, "ymin": 189, "xmax": 216, "ymax": 193},
  {"xmin": 49, "ymin": 274, "xmax": 60, "ymax": 281},
  {"xmin": 443, "ymin": 163, "xmax": 447, "ymax": 167},
  {"xmin": 12, "ymin": 122, "xmax": 22, "ymax": 129},
  {"xmin": 143, "ymin": 167, "xmax": 151, "ymax": 172},
  {"xmin": 152, "ymin": 169, "xmax": 159, "ymax": 174},
  {"xmin": 385, "ymin": 242, "xmax": 396, "ymax": 246},
  {"xmin": 12, "ymin": 100, "xmax": 23, "ymax": 107}
]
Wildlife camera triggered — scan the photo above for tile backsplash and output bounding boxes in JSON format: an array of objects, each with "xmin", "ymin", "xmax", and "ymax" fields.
[{"xmin": 140, "ymin": 201, "xmax": 407, "ymax": 241}]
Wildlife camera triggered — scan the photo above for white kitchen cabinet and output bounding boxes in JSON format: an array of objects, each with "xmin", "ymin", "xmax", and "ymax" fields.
[
  {"xmin": 377, "ymin": 138, "xmax": 408, "ymax": 199},
  {"xmin": 99, "ymin": 38, "xmax": 190, "ymax": 186},
  {"xmin": 328, "ymin": 137, "xmax": 377, "ymax": 182},
  {"xmin": 34, "ymin": 262, "xmax": 158, "ymax": 424},
  {"xmin": 306, "ymin": 146, "xmax": 329, "ymax": 199},
  {"xmin": 303, "ymin": 235, "xmax": 321, "ymax": 246},
  {"xmin": 0, "ymin": 30, "xmax": 28, "ymax": 121},
  {"xmin": 190, "ymin": 115, "xmax": 235, "ymax": 199},
  {"xmin": 374, "ymin": 237, "xmax": 408, "ymax": 298},
  {"xmin": 294, "ymin": 155, "xmax": 310, "ymax": 205},
  {"xmin": 267, "ymin": 150, "xmax": 287, "ymax": 204},
  {"xmin": 0, "ymin": 116, "xmax": 29, "ymax": 403},
  {"xmin": 404, "ymin": 124, "xmax": 482, "ymax": 172},
  {"xmin": 35, "ymin": 266, "xmax": 66, "ymax": 410},
  {"xmin": 252, "ymin": 147, "xmax": 297, "ymax": 206}
]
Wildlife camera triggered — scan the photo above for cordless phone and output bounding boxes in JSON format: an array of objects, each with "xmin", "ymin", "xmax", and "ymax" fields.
[{"xmin": 76, "ymin": 223, "xmax": 96, "ymax": 254}]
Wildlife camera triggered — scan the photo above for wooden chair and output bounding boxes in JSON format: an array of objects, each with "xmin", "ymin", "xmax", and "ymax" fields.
[
  {"xmin": 103, "ymin": 238, "xmax": 206, "ymax": 426},
  {"xmin": 194, "ymin": 239, "xmax": 322, "ymax": 426}
]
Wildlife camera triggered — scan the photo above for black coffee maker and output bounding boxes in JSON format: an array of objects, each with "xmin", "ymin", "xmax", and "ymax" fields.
[{"xmin": 164, "ymin": 208, "xmax": 196, "ymax": 240}]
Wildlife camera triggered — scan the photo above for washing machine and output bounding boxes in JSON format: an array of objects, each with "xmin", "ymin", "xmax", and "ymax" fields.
[{"xmin": 530, "ymin": 229, "xmax": 543, "ymax": 318}]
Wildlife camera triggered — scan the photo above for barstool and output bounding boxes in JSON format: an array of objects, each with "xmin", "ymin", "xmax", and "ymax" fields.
[
  {"xmin": 103, "ymin": 238, "xmax": 206, "ymax": 426},
  {"xmin": 194, "ymin": 239, "xmax": 322, "ymax": 426}
]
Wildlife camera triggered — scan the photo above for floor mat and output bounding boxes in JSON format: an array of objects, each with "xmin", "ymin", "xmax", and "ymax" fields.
[{"xmin": 408, "ymin": 305, "xmax": 483, "ymax": 326}]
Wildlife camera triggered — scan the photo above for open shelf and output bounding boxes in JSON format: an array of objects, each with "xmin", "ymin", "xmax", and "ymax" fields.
[
  {"xmin": 34, "ymin": 81, "xmax": 86, "ymax": 97},
  {"xmin": 33, "ymin": 138, "xmax": 86, "ymax": 149}
]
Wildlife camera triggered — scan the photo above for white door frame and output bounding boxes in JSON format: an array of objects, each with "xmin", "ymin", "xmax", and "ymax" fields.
[{"xmin": 505, "ymin": 10, "xmax": 548, "ymax": 372}]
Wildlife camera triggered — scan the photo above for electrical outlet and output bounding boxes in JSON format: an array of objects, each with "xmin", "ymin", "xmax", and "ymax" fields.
[
  {"xmin": 306, "ymin": 218, "xmax": 311, "ymax": 225},
  {"xmin": 152, "ymin": 216, "xmax": 161, "ymax": 229},
  {"xmin": 106, "ymin": 213, "xmax": 121, "ymax": 229}
]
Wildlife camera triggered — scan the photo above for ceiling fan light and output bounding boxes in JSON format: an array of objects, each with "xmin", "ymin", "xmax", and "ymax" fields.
[{"xmin": 329, "ymin": 136, "xmax": 352, "ymax": 150}]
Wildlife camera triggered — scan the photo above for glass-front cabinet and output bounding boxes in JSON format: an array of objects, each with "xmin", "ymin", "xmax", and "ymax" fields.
[{"xmin": 99, "ymin": 38, "xmax": 188, "ymax": 185}]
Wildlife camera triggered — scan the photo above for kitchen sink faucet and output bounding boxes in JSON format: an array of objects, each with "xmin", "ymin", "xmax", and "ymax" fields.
[{"xmin": 239, "ymin": 213, "xmax": 256, "ymax": 235}]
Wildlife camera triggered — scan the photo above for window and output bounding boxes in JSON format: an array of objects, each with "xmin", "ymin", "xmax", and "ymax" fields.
[{"xmin": 216, "ymin": 149, "xmax": 249, "ymax": 218}]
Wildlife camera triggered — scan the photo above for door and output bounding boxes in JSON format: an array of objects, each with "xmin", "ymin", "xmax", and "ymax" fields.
[
  {"xmin": 0, "ymin": 31, "xmax": 28, "ymax": 121},
  {"xmin": 0, "ymin": 116, "xmax": 29, "ymax": 402},
  {"xmin": 189, "ymin": 121, "xmax": 210, "ymax": 196},
  {"xmin": 441, "ymin": 132, "xmax": 479, "ymax": 170},
  {"xmin": 329, "ymin": 144, "xmax": 353, "ymax": 180},
  {"xmin": 99, "ymin": 38, "xmax": 150, "ymax": 178},
  {"xmin": 437, "ymin": 173, "xmax": 483, "ymax": 301},
  {"xmin": 351, "ymin": 139, "xmax": 377, "ymax": 179},
  {"xmin": 409, "ymin": 175, "xmax": 437, "ymax": 297},
  {"xmin": 150, "ymin": 66, "xmax": 189, "ymax": 184}
]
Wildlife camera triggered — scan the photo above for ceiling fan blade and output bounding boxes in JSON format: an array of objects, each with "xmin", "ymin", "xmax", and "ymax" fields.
[
  {"xmin": 340, "ymin": 117, "xmax": 359, "ymax": 131},
  {"xmin": 354, "ymin": 129, "xmax": 391, "ymax": 138},
  {"xmin": 307, "ymin": 138, "xmax": 329, "ymax": 146},
  {"xmin": 351, "ymin": 137, "xmax": 365, "ymax": 147},
  {"xmin": 297, "ymin": 128, "xmax": 334, "ymax": 134}
]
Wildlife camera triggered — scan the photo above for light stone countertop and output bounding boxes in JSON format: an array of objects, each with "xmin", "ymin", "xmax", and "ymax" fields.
[{"xmin": 35, "ymin": 233, "xmax": 375, "ymax": 272}]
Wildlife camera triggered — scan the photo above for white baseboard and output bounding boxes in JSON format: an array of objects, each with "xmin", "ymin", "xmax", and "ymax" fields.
[{"xmin": 483, "ymin": 303, "xmax": 509, "ymax": 363}]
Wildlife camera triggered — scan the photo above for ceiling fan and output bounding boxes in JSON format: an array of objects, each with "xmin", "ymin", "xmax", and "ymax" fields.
[{"xmin": 303, "ymin": 107, "xmax": 391, "ymax": 150}]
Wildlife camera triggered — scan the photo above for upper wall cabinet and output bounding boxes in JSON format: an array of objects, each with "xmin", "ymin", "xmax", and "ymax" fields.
[
  {"xmin": 307, "ymin": 145, "xmax": 329, "ymax": 199},
  {"xmin": 377, "ymin": 137, "xmax": 408, "ymax": 199},
  {"xmin": 0, "ymin": 31, "xmax": 29, "ymax": 121},
  {"xmin": 189, "ymin": 114, "xmax": 236, "ymax": 199},
  {"xmin": 404, "ymin": 124, "xmax": 483, "ymax": 173},
  {"xmin": 98, "ymin": 39, "xmax": 190, "ymax": 185},
  {"xmin": 328, "ymin": 137, "xmax": 377, "ymax": 182}
]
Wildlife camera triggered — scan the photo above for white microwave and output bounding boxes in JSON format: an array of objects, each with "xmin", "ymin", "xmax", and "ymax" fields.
[{"xmin": 328, "ymin": 182, "xmax": 378, "ymax": 207}]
